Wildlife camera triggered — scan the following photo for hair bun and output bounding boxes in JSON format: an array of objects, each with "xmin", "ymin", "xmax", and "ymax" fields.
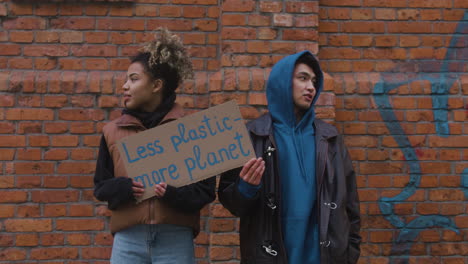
[{"xmin": 142, "ymin": 27, "xmax": 194, "ymax": 84}]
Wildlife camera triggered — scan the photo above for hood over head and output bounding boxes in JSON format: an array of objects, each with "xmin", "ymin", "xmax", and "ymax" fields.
[{"xmin": 266, "ymin": 50, "xmax": 323, "ymax": 129}]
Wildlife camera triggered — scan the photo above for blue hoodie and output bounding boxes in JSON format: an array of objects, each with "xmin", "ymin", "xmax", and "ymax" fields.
[{"xmin": 267, "ymin": 51, "xmax": 324, "ymax": 263}]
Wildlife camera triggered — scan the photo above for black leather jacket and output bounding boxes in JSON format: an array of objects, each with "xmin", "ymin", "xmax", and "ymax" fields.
[{"xmin": 218, "ymin": 114, "xmax": 361, "ymax": 264}]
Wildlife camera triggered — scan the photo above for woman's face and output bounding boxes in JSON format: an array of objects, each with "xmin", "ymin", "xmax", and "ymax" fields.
[{"xmin": 122, "ymin": 62, "xmax": 162, "ymax": 112}]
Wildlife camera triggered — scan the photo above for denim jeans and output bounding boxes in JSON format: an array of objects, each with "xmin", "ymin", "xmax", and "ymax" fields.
[{"xmin": 110, "ymin": 224, "xmax": 195, "ymax": 264}]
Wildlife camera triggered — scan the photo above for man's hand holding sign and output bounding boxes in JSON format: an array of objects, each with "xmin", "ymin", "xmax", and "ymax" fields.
[{"xmin": 117, "ymin": 100, "xmax": 256, "ymax": 202}]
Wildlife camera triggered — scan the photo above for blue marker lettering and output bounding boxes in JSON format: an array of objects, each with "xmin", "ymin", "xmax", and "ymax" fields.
[
  {"xmin": 184, "ymin": 157, "xmax": 196, "ymax": 180},
  {"xmin": 228, "ymin": 143, "xmax": 239, "ymax": 159},
  {"xmin": 222, "ymin": 117, "xmax": 232, "ymax": 130},
  {"xmin": 193, "ymin": 145, "xmax": 207, "ymax": 170},
  {"xmin": 122, "ymin": 142, "xmax": 140, "ymax": 164},
  {"xmin": 137, "ymin": 146, "xmax": 147, "ymax": 159},
  {"xmin": 168, "ymin": 164, "xmax": 179, "ymax": 180},
  {"xmin": 234, "ymin": 132, "xmax": 251, "ymax": 157},
  {"xmin": 202, "ymin": 115, "xmax": 217, "ymax": 136}
]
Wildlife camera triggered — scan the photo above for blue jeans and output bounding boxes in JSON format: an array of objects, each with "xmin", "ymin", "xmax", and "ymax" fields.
[{"xmin": 110, "ymin": 224, "xmax": 195, "ymax": 264}]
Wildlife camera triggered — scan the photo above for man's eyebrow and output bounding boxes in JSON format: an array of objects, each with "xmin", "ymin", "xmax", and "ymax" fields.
[
  {"xmin": 296, "ymin": 71, "xmax": 313, "ymax": 77},
  {"xmin": 128, "ymin": 73, "xmax": 139, "ymax": 77}
]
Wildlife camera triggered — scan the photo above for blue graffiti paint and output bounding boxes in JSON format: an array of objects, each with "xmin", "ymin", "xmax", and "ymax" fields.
[
  {"xmin": 370, "ymin": 10, "xmax": 467, "ymax": 263},
  {"xmin": 462, "ymin": 168, "xmax": 468, "ymax": 199}
]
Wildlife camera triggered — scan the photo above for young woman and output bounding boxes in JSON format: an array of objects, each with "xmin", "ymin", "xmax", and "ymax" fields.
[{"xmin": 94, "ymin": 28, "xmax": 216, "ymax": 264}]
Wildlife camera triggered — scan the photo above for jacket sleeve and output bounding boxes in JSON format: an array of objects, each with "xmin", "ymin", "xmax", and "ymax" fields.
[
  {"xmin": 160, "ymin": 176, "xmax": 216, "ymax": 214},
  {"xmin": 340, "ymin": 135, "xmax": 361, "ymax": 264},
  {"xmin": 217, "ymin": 166, "xmax": 262, "ymax": 217},
  {"xmin": 93, "ymin": 136, "xmax": 135, "ymax": 210}
]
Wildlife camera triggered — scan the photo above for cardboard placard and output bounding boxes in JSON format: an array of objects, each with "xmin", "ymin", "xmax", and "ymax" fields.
[{"xmin": 117, "ymin": 100, "xmax": 255, "ymax": 202}]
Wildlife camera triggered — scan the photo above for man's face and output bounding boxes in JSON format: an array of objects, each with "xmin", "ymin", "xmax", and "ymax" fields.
[{"xmin": 292, "ymin": 63, "xmax": 316, "ymax": 116}]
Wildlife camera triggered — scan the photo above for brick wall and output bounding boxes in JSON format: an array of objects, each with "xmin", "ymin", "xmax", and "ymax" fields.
[
  {"xmin": 319, "ymin": 0, "xmax": 467, "ymax": 263},
  {"xmin": 1, "ymin": 0, "xmax": 467, "ymax": 263},
  {"xmin": 0, "ymin": 0, "xmax": 333, "ymax": 263}
]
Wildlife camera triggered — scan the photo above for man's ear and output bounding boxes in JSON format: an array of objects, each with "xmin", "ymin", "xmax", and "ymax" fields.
[{"xmin": 152, "ymin": 79, "xmax": 163, "ymax": 93}]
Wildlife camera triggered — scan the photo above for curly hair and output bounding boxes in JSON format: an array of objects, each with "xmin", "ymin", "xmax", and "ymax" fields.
[{"xmin": 131, "ymin": 28, "xmax": 194, "ymax": 97}]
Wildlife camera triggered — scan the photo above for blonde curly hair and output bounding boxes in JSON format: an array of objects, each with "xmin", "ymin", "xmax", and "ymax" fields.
[{"xmin": 140, "ymin": 28, "xmax": 194, "ymax": 84}]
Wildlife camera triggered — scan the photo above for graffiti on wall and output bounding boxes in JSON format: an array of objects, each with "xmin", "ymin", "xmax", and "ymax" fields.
[{"xmin": 371, "ymin": 11, "xmax": 467, "ymax": 262}]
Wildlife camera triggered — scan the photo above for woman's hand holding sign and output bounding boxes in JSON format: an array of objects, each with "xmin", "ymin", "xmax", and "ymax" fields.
[
  {"xmin": 132, "ymin": 180, "xmax": 145, "ymax": 198},
  {"xmin": 154, "ymin": 183, "xmax": 167, "ymax": 197},
  {"xmin": 240, "ymin": 157, "xmax": 265, "ymax": 186}
]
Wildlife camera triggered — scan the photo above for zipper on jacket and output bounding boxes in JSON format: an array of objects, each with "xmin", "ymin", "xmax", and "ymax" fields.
[{"xmin": 261, "ymin": 137, "xmax": 280, "ymax": 258}]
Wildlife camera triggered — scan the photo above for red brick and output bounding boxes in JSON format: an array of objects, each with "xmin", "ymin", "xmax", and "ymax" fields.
[
  {"xmin": 43, "ymin": 204, "xmax": 67, "ymax": 217},
  {"xmin": 31, "ymin": 248, "xmax": 78, "ymax": 260},
  {"xmin": 420, "ymin": 9, "xmax": 442, "ymax": 20},
  {"xmin": 4, "ymin": 219, "xmax": 52, "ymax": 232},
  {"xmin": 0, "ymin": 191, "xmax": 27, "ymax": 202},
  {"xmin": 35, "ymin": 57, "xmax": 57, "ymax": 70},
  {"xmin": 51, "ymin": 135, "xmax": 78, "ymax": 147},
  {"xmin": 210, "ymin": 233, "xmax": 239, "ymax": 246},
  {"xmin": 0, "ymin": 248, "xmax": 26, "ymax": 261},
  {"xmin": 0, "ymin": 122, "xmax": 15, "ymax": 134},
  {"xmin": 57, "ymin": 162, "xmax": 95, "ymax": 174},
  {"xmin": 16, "ymin": 149, "xmax": 41, "ymax": 161},
  {"xmin": 56, "ymin": 219, "xmax": 104, "ymax": 231},
  {"xmin": 40, "ymin": 233, "xmax": 65, "ymax": 246},
  {"xmin": 248, "ymin": 14, "xmax": 270, "ymax": 26},
  {"xmin": 69, "ymin": 204, "xmax": 94, "ymax": 217},
  {"xmin": 363, "ymin": 0, "xmax": 407, "ymax": 7},
  {"xmin": 43, "ymin": 176, "xmax": 68, "ymax": 188},
  {"xmin": 388, "ymin": 22, "xmax": 432, "ymax": 33},
  {"xmin": 70, "ymin": 122, "xmax": 95, "ymax": 134},
  {"xmin": 429, "ymin": 189, "xmax": 465, "ymax": 201},
  {"xmin": 95, "ymin": 232, "xmax": 114, "ymax": 246},
  {"xmin": 352, "ymin": 8, "xmax": 373, "ymax": 20},
  {"xmin": 321, "ymin": 0, "xmax": 361, "ymax": 6},
  {"xmin": 82, "ymin": 247, "xmax": 112, "ymax": 260},
  {"xmin": 0, "ymin": 136, "xmax": 26, "ymax": 147},
  {"xmin": 286, "ymin": 1, "xmax": 318, "ymax": 13},
  {"xmin": 16, "ymin": 233, "xmax": 39, "ymax": 246},
  {"xmin": 15, "ymin": 121, "xmax": 40, "ymax": 133},
  {"xmin": 343, "ymin": 21, "xmax": 385, "ymax": 33},
  {"xmin": 67, "ymin": 233, "xmax": 91, "ymax": 246},
  {"xmin": 0, "ymin": 44, "xmax": 21, "ymax": 55},
  {"xmin": 273, "ymin": 14, "xmax": 293, "ymax": 27},
  {"xmin": 31, "ymin": 190, "xmax": 79, "ymax": 203},
  {"xmin": 321, "ymin": 48, "xmax": 359, "ymax": 60},
  {"xmin": 59, "ymin": 109, "xmax": 104, "ymax": 121},
  {"xmin": 375, "ymin": 8, "xmax": 396, "ymax": 20},
  {"xmin": 147, "ymin": 19, "xmax": 192, "ymax": 31},
  {"xmin": 3, "ymin": 17, "xmax": 46, "ymax": 30},
  {"xmin": 454, "ymin": 0, "xmax": 468, "ymax": 7},
  {"xmin": 182, "ymin": 6, "xmax": 205, "ymax": 18},
  {"xmin": 210, "ymin": 247, "xmax": 235, "ymax": 261},
  {"xmin": 0, "ymin": 205, "xmax": 15, "ymax": 217},
  {"xmin": 295, "ymin": 15, "xmax": 318, "ymax": 27},
  {"xmin": 24, "ymin": 45, "xmax": 69, "ymax": 56},
  {"xmin": 375, "ymin": 36, "xmax": 397, "ymax": 47},
  {"xmin": 83, "ymin": 135, "xmax": 101, "ymax": 147},
  {"xmin": 222, "ymin": 0, "xmax": 254, "ymax": 12},
  {"xmin": 9, "ymin": 31, "xmax": 34, "ymax": 43},
  {"xmin": 409, "ymin": 0, "xmax": 451, "ymax": 8},
  {"xmin": 257, "ymin": 28, "xmax": 277, "ymax": 39},
  {"xmin": 327, "ymin": 7, "xmax": 350, "ymax": 20},
  {"xmin": 71, "ymin": 45, "xmax": 117, "ymax": 57},
  {"xmin": 159, "ymin": 5, "xmax": 181, "ymax": 17},
  {"xmin": 15, "ymin": 162, "xmax": 54, "ymax": 174},
  {"xmin": 85, "ymin": 32, "xmax": 109, "ymax": 44},
  {"xmin": 222, "ymin": 27, "xmax": 256, "ymax": 40},
  {"xmin": 259, "ymin": 1, "xmax": 282, "ymax": 12},
  {"xmin": 97, "ymin": 18, "xmax": 145, "ymax": 31}
]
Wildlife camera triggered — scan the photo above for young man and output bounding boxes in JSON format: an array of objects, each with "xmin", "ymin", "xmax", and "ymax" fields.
[{"xmin": 218, "ymin": 51, "xmax": 361, "ymax": 264}]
